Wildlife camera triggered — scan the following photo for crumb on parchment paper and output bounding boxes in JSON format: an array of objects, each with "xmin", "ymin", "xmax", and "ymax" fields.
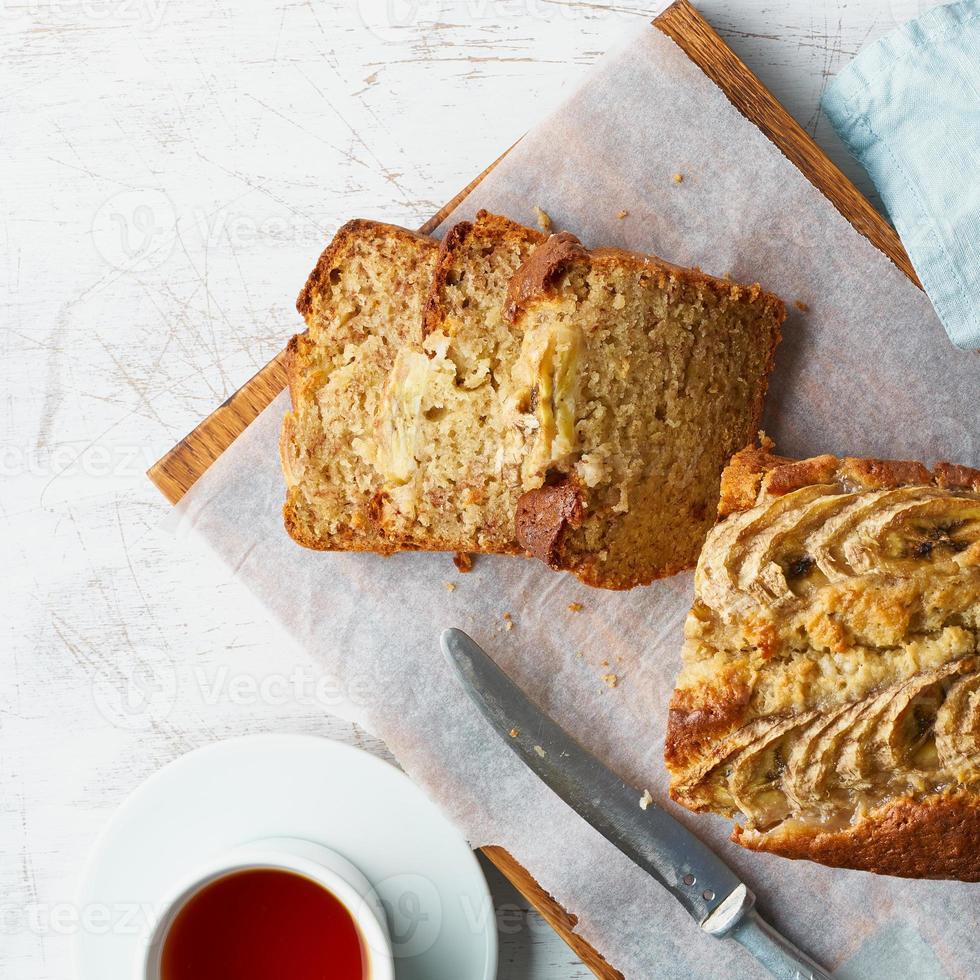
[
  {"xmin": 671, "ymin": 173, "xmax": 684, "ymax": 184},
  {"xmin": 567, "ymin": 602, "xmax": 584, "ymax": 613},
  {"xmin": 453, "ymin": 551, "xmax": 473, "ymax": 572},
  {"xmin": 601, "ymin": 673, "xmax": 619, "ymax": 689},
  {"xmin": 617, "ymin": 210, "xmax": 629, "ymax": 219},
  {"xmin": 444, "ymin": 581, "xmax": 456, "ymax": 592},
  {"xmin": 640, "ymin": 789, "xmax": 653, "ymax": 810},
  {"xmin": 534, "ymin": 206, "xmax": 553, "ymax": 231},
  {"xmin": 794, "ymin": 299, "xmax": 810, "ymax": 312}
]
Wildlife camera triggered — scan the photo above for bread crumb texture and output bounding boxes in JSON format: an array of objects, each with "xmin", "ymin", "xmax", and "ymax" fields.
[
  {"xmin": 666, "ymin": 442, "xmax": 980, "ymax": 879},
  {"xmin": 282, "ymin": 212, "xmax": 784, "ymax": 589}
]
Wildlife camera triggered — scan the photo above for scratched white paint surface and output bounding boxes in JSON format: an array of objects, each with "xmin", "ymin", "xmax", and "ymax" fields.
[{"xmin": 0, "ymin": 1, "xmax": 948, "ymax": 977}]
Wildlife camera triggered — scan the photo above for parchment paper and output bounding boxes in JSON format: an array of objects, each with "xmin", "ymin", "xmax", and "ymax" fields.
[{"xmin": 171, "ymin": 25, "xmax": 979, "ymax": 979}]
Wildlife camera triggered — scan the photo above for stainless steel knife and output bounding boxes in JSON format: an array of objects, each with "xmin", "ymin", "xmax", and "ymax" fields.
[{"xmin": 441, "ymin": 628, "xmax": 832, "ymax": 980}]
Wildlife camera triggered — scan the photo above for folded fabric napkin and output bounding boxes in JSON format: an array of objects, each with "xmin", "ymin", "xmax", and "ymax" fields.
[{"xmin": 823, "ymin": 0, "xmax": 980, "ymax": 350}]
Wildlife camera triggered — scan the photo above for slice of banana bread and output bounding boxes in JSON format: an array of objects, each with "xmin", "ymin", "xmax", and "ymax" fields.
[
  {"xmin": 666, "ymin": 440, "xmax": 980, "ymax": 880},
  {"xmin": 280, "ymin": 220, "xmax": 438, "ymax": 551},
  {"xmin": 507, "ymin": 233, "xmax": 785, "ymax": 589},
  {"xmin": 366, "ymin": 211, "xmax": 545, "ymax": 552}
]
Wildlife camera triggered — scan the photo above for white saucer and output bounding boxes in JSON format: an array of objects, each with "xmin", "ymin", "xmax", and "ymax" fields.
[{"xmin": 75, "ymin": 734, "xmax": 497, "ymax": 979}]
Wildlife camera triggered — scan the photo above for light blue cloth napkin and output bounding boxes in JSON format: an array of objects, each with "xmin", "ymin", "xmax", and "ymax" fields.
[{"xmin": 822, "ymin": 0, "xmax": 980, "ymax": 350}]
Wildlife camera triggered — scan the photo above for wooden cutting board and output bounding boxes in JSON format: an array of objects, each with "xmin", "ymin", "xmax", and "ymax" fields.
[{"xmin": 147, "ymin": 3, "xmax": 916, "ymax": 976}]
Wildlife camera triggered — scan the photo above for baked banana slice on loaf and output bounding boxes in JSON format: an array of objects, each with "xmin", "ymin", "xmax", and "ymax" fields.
[
  {"xmin": 280, "ymin": 220, "xmax": 438, "ymax": 551},
  {"xmin": 507, "ymin": 234, "xmax": 784, "ymax": 588},
  {"xmin": 666, "ymin": 440, "xmax": 980, "ymax": 879}
]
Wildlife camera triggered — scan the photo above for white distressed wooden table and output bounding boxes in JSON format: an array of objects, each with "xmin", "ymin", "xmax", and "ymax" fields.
[{"xmin": 0, "ymin": 1, "xmax": 946, "ymax": 977}]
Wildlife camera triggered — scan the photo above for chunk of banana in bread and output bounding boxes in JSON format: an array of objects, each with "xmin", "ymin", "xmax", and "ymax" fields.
[{"xmin": 666, "ymin": 440, "xmax": 980, "ymax": 879}]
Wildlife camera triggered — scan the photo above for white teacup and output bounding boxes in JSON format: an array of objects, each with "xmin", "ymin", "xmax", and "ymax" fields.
[{"xmin": 138, "ymin": 837, "xmax": 394, "ymax": 980}]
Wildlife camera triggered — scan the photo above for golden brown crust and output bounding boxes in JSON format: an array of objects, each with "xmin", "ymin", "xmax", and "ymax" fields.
[
  {"xmin": 734, "ymin": 791, "xmax": 980, "ymax": 881},
  {"xmin": 935, "ymin": 462, "xmax": 980, "ymax": 492},
  {"xmin": 763, "ymin": 454, "xmax": 838, "ymax": 496},
  {"xmin": 716, "ymin": 435, "xmax": 790, "ymax": 518},
  {"xmin": 838, "ymin": 456, "xmax": 933, "ymax": 490},
  {"xmin": 664, "ymin": 669, "xmax": 753, "ymax": 771},
  {"xmin": 505, "ymin": 234, "xmax": 786, "ymax": 331},
  {"xmin": 514, "ymin": 480, "xmax": 585, "ymax": 568},
  {"xmin": 720, "ymin": 440, "xmax": 980, "ymax": 516},
  {"xmin": 505, "ymin": 232, "xmax": 587, "ymax": 323},
  {"xmin": 296, "ymin": 218, "xmax": 433, "ymax": 321}
]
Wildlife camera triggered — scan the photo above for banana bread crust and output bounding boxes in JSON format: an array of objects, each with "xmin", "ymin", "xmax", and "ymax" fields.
[
  {"xmin": 668, "ymin": 439, "xmax": 980, "ymax": 880},
  {"xmin": 734, "ymin": 791, "xmax": 980, "ymax": 882},
  {"xmin": 718, "ymin": 435, "xmax": 980, "ymax": 517}
]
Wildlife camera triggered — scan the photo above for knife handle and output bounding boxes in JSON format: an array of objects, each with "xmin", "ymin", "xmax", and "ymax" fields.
[
  {"xmin": 727, "ymin": 910, "xmax": 833, "ymax": 979},
  {"xmin": 703, "ymin": 885, "xmax": 833, "ymax": 979}
]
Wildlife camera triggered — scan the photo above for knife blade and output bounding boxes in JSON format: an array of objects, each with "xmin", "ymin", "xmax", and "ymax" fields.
[{"xmin": 441, "ymin": 628, "xmax": 833, "ymax": 980}]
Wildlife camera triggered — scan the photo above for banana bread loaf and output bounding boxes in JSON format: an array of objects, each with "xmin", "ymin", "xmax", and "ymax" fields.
[{"xmin": 666, "ymin": 439, "xmax": 980, "ymax": 879}]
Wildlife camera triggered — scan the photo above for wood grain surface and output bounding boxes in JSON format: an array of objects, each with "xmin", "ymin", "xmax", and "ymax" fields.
[
  {"xmin": 145, "ymin": 4, "xmax": 919, "ymax": 977},
  {"xmin": 656, "ymin": 1, "xmax": 918, "ymax": 285}
]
